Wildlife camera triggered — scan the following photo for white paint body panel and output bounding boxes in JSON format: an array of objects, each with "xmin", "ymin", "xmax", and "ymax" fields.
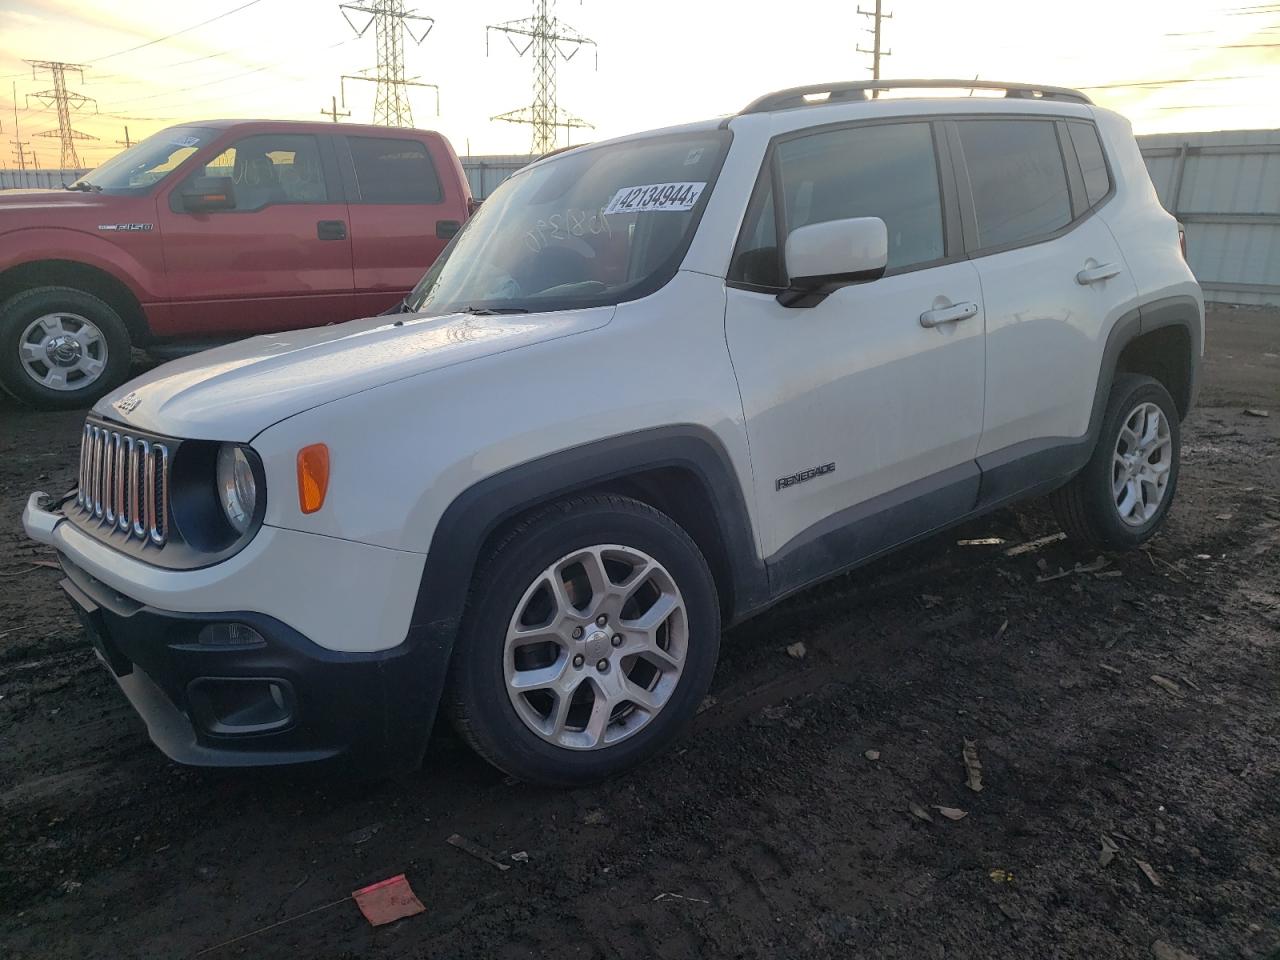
[
  {"xmin": 974, "ymin": 213, "xmax": 1138, "ymax": 454},
  {"xmin": 725, "ymin": 262, "xmax": 985, "ymax": 556},
  {"xmin": 23, "ymin": 495, "xmax": 423, "ymax": 653},
  {"xmin": 1090, "ymin": 108, "xmax": 1204, "ymax": 342}
]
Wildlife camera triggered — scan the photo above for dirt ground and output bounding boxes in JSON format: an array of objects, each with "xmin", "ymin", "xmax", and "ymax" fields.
[{"xmin": 1, "ymin": 306, "xmax": 1277, "ymax": 960}]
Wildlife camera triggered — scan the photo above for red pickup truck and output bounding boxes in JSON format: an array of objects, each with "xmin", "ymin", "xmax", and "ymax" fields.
[{"xmin": 0, "ymin": 119, "xmax": 473, "ymax": 408}]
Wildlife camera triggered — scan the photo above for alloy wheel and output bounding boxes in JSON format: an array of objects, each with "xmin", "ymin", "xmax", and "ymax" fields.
[
  {"xmin": 503, "ymin": 544, "xmax": 688, "ymax": 750},
  {"xmin": 18, "ymin": 312, "xmax": 109, "ymax": 391},
  {"xmin": 1112, "ymin": 401, "xmax": 1172, "ymax": 526}
]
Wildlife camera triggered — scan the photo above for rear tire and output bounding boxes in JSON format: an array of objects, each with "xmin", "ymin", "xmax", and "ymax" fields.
[
  {"xmin": 447, "ymin": 494, "xmax": 720, "ymax": 787},
  {"xmin": 0, "ymin": 286, "xmax": 132, "ymax": 409},
  {"xmin": 1051, "ymin": 373, "xmax": 1181, "ymax": 550}
]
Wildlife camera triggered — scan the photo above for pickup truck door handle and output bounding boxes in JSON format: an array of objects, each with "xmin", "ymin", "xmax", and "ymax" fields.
[
  {"xmin": 316, "ymin": 220, "xmax": 347, "ymax": 241},
  {"xmin": 1076, "ymin": 262, "xmax": 1121, "ymax": 285},
  {"xmin": 919, "ymin": 301, "xmax": 978, "ymax": 328}
]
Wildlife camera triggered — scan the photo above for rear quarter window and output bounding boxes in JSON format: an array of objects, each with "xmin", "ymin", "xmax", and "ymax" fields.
[
  {"xmin": 1067, "ymin": 121, "xmax": 1112, "ymax": 207},
  {"xmin": 348, "ymin": 136, "xmax": 443, "ymax": 204}
]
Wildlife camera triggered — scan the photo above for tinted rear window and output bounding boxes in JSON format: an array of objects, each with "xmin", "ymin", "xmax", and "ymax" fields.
[
  {"xmin": 1068, "ymin": 121, "xmax": 1111, "ymax": 207},
  {"xmin": 957, "ymin": 119, "xmax": 1071, "ymax": 250},
  {"xmin": 348, "ymin": 136, "xmax": 443, "ymax": 203}
]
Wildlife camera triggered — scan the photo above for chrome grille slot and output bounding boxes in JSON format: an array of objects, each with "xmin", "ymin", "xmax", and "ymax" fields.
[{"xmin": 74, "ymin": 420, "xmax": 172, "ymax": 548}]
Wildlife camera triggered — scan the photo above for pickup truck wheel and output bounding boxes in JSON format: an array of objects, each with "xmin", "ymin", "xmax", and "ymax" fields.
[
  {"xmin": 1051, "ymin": 374, "xmax": 1181, "ymax": 550},
  {"xmin": 447, "ymin": 494, "xmax": 720, "ymax": 787},
  {"xmin": 0, "ymin": 286, "xmax": 132, "ymax": 409}
]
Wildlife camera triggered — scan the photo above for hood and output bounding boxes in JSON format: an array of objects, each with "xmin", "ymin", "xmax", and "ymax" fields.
[
  {"xmin": 0, "ymin": 189, "xmax": 118, "ymax": 211},
  {"xmin": 94, "ymin": 307, "xmax": 614, "ymax": 441}
]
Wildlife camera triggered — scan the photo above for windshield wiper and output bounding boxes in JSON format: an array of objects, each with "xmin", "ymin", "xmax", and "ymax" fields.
[
  {"xmin": 460, "ymin": 305, "xmax": 529, "ymax": 315},
  {"xmin": 64, "ymin": 181, "xmax": 102, "ymax": 192}
]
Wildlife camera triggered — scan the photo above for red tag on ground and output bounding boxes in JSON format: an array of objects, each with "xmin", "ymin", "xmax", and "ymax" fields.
[{"xmin": 352, "ymin": 874, "xmax": 426, "ymax": 927}]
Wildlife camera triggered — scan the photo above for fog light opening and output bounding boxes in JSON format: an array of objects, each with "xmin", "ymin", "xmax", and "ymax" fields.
[{"xmin": 197, "ymin": 623, "xmax": 266, "ymax": 647}]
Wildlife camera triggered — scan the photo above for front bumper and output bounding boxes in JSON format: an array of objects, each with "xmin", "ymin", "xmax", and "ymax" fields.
[
  {"xmin": 59, "ymin": 554, "xmax": 439, "ymax": 771},
  {"xmin": 23, "ymin": 492, "xmax": 446, "ymax": 772}
]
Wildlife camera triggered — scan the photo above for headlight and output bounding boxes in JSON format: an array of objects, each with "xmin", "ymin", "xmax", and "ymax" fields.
[{"xmin": 216, "ymin": 444, "xmax": 257, "ymax": 535}]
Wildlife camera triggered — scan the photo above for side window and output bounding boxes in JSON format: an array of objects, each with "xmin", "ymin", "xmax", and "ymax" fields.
[
  {"xmin": 731, "ymin": 121, "xmax": 944, "ymax": 285},
  {"xmin": 956, "ymin": 119, "xmax": 1071, "ymax": 250},
  {"xmin": 348, "ymin": 137, "xmax": 442, "ymax": 204},
  {"xmin": 184, "ymin": 134, "xmax": 328, "ymax": 212},
  {"xmin": 1067, "ymin": 121, "xmax": 1111, "ymax": 207}
]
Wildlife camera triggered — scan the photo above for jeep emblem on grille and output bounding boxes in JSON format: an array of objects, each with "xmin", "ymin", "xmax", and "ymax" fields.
[{"xmin": 115, "ymin": 392, "xmax": 141, "ymax": 414}]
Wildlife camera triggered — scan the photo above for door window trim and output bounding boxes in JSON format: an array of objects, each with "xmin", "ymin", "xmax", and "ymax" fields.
[{"xmin": 727, "ymin": 116, "xmax": 966, "ymax": 294}]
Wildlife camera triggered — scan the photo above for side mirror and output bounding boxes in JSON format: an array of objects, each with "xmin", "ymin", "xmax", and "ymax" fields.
[
  {"xmin": 777, "ymin": 217, "xmax": 888, "ymax": 308},
  {"xmin": 180, "ymin": 177, "xmax": 237, "ymax": 213}
]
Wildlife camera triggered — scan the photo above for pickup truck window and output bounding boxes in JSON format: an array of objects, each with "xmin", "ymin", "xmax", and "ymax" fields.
[
  {"xmin": 348, "ymin": 137, "xmax": 442, "ymax": 204},
  {"xmin": 183, "ymin": 134, "xmax": 328, "ymax": 212},
  {"xmin": 70, "ymin": 126, "xmax": 214, "ymax": 194},
  {"xmin": 405, "ymin": 130, "xmax": 731, "ymax": 316}
]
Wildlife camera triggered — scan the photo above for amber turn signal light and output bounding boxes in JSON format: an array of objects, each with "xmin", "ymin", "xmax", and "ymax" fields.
[{"xmin": 296, "ymin": 444, "xmax": 330, "ymax": 514}]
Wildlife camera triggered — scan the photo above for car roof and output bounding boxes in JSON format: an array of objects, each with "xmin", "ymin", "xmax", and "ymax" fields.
[
  {"xmin": 175, "ymin": 118, "xmax": 446, "ymax": 138},
  {"xmin": 526, "ymin": 78, "xmax": 1098, "ymax": 169}
]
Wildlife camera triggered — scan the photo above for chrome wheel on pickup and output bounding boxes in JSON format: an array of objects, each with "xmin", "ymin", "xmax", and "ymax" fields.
[
  {"xmin": 449, "ymin": 494, "xmax": 719, "ymax": 787},
  {"xmin": 0, "ymin": 286, "xmax": 131, "ymax": 409}
]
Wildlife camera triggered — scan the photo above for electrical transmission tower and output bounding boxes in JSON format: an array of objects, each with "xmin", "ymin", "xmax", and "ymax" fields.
[
  {"xmin": 856, "ymin": 0, "xmax": 892, "ymax": 96},
  {"xmin": 339, "ymin": 0, "xmax": 437, "ymax": 127},
  {"xmin": 487, "ymin": 0, "xmax": 597, "ymax": 155},
  {"xmin": 10, "ymin": 81, "xmax": 31, "ymax": 172},
  {"xmin": 26, "ymin": 60, "xmax": 97, "ymax": 170}
]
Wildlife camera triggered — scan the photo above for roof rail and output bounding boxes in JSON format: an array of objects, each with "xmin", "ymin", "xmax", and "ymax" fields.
[{"xmin": 740, "ymin": 79, "xmax": 1092, "ymax": 114}]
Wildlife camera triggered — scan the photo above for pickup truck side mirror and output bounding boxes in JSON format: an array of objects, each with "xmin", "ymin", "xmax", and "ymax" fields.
[
  {"xmin": 777, "ymin": 216, "xmax": 888, "ymax": 308},
  {"xmin": 180, "ymin": 177, "xmax": 237, "ymax": 214}
]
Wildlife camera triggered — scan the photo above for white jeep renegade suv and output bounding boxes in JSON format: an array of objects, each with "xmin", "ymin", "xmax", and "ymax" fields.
[{"xmin": 23, "ymin": 80, "xmax": 1202, "ymax": 786}]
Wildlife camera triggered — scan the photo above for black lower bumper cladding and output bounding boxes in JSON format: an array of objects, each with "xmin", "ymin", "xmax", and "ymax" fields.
[{"xmin": 58, "ymin": 556, "xmax": 439, "ymax": 773}]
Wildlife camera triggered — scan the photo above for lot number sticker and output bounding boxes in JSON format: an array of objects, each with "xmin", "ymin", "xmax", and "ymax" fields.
[{"xmin": 603, "ymin": 182, "xmax": 705, "ymax": 215}]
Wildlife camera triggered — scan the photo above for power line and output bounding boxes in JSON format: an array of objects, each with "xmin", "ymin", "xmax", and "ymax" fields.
[
  {"xmin": 87, "ymin": 0, "xmax": 268, "ymax": 64},
  {"xmin": 487, "ymin": 0, "xmax": 597, "ymax": 155}
]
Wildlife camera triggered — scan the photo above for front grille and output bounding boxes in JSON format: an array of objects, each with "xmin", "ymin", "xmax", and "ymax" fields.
[{"xmin": 75, "ymin": 421, "xmax": 170, "ymax": 547}]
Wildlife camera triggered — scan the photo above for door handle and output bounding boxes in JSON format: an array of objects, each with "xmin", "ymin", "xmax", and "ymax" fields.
[
  {"xmin": 436, "ymin": 219, "xmax": 462, "ymax": 240},
  {"xmin": 317, "ymin": 220, "xmax": 347, "ymax": 241},
  {"xmin": 1076, "ymin": 262, "xmax": 1120, "ymax": 285},
  {"xmin": 919, "ymin": 301, "xmax": 978, "ymax": 328}
]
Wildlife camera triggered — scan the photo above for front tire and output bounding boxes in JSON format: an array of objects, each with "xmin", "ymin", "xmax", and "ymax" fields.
[
  {"xmin": 1051, "ymin": 373, "xmax": 1181, "ymax": 549},
  {"xmin": 0, "ymin": 286, "xmax": 133, "ymax": 409},
  {"xmin": 447, "ymin": 494, "xmax": 720, "ymax": 787}
]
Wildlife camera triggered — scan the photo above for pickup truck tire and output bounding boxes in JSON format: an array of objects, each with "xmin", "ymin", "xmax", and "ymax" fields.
[
  {"xmin": 447, "ymin": 494, "xmax": 720, "ymax": 787},
  {"xmin": 1051, "ymin": 374, "xmax": 1181, "ymax": 550},
  {"xmin": 0, "ymin": 286, "xmax": 132, "ymax": 409}
]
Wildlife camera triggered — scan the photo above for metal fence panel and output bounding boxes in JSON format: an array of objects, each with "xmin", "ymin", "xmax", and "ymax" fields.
[
  {"xmin": 1137, "ymin": 129, "xmax": 1280, "ymax": 307},
  {"xmin": 0, "ymin": 169, "xmax": 86, "ymax": 190}
]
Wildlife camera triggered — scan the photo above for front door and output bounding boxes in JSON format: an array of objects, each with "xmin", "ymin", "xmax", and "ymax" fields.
[
  {"xmin": 158, "ymin": 131, "xmax": 355, "ymax": 336},
  {"xmin": 724, "ymin": 120, "xmax": 986, "ymax": 587}
]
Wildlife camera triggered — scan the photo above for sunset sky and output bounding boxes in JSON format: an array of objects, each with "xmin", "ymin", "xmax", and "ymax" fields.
[{"xmin": 0, "ymin": 0, "xmax": 1276, "ymax": 171}]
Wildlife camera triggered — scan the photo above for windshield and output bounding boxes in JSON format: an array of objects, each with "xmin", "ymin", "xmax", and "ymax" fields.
[
  {"xmin": 72, "ymin": 126, "xmax": 215, "ymax": 193},
  {"xmin": 405, "ymin": 130, "xmax": 731, "ymax": 315}
]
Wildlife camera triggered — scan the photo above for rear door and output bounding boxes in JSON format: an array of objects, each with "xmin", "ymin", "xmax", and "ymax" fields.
[
  {"xmin": 157, "ymin": 131, "xmax": 356, "ymax": 335},
  {"xmin": 338, "ymin": 133, "xmax": 463, "ymax": 317},
  {"xmin": 949, "ymin": 116, "xmax": 1138, "ymax": 461}
]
